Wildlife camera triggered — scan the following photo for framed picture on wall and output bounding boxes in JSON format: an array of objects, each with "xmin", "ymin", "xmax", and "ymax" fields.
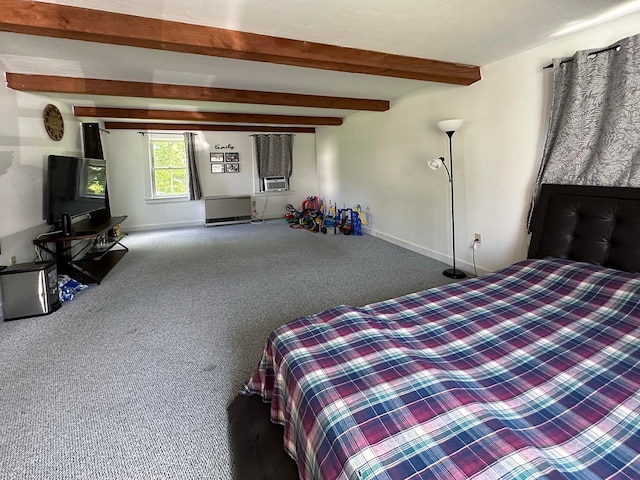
[
  {"xmin": 210, "ymin": 152, "xmax": 225, "ymax": 162},
  {"xmin": 210, "ymin": 163, "xmax": 225, "ymax": 174},
  {"xmin": 225, "ymin": 163, "xmax": 240, "ymax": 173},
  {"xmin": 224, "ymin": 152, "xmax": 239, "ymax": 162}
]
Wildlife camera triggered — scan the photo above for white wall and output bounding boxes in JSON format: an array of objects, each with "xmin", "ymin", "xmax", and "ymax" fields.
[
  {"xmin": 104, "ymin": 130, "xmax": 317, "ymax": 231},
  {"xmin": 317, "ymin": 13, "xmax": 640, "ymax": 274},
  {"xmin": 0, "ymin": 84, "xmax": 83, "ymax": 266}
]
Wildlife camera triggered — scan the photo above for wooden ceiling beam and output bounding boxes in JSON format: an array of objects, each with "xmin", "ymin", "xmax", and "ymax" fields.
[
  {"xmin": 104, "ymin": 122, "xmax": 315, "ymax": 134},
  {"xmin": 7, "ymin": 73, "xmax": 388, "ymax": 111},
  {"xmin": 0, "ymin": 0, "xmax": 481, "ymax": 85},
  {"xmin": 74, "ymin": 106, "xmax": 342, "ymax": 126}
]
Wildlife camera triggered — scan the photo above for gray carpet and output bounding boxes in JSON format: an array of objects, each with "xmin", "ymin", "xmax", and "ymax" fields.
[{"xmin": 0, "ymin": 220, "xmax": 457, "ymax": 479}]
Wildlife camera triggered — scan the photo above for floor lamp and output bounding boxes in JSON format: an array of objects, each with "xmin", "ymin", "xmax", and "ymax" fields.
[{"xmin": 431, "ymin": 119, "xmax": 466, "ymax": 279}]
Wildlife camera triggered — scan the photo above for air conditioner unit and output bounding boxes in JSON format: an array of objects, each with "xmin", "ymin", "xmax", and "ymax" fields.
[
  {"xmin": 264, "ymin": 176, "xmax": 288, "ymax": 192},
  {"xmin": 204, "ymin": 195, "xmax": 251, "ymax": 226}
]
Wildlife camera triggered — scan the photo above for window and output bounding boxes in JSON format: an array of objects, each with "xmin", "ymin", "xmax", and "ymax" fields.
[
  {"xmin": 81, "ymin": 158, "xmax": 106, "ymax": 197},
  {"xmin": 149, "ymin": 135, "xmax": 188, "ymax": 197}
]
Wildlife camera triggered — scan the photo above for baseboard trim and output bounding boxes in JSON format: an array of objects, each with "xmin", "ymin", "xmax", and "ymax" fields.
[
  {"xmin": 362, "ymin": 226, "xmax": 488, "ymax": 276},
  {"xmin": 122, "ymin": 221, "xmax": 487, "ymax": 275},
  {"xmin": 123, "ymin": 220, "xmax": 203, "ymax": 232},
  {"xmin": 122, "ymin": 217, "xmax": 284, "ymax": 232}
]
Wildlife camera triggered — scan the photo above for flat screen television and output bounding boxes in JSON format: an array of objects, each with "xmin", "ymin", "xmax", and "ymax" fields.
[{"xmin": 45, "ymin": 154, "xmax": 108, "ymax": 226}]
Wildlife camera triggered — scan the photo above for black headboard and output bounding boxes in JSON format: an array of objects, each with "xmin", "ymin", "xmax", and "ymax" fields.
[{"xmin": 528, "ymin": 184, "xmax": 640, "ymax": 273}]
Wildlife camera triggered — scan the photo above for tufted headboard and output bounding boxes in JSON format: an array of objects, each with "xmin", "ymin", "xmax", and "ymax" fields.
[{"xmin": 527, "ymin": 184, "xmax": 640, "ymax": 273}]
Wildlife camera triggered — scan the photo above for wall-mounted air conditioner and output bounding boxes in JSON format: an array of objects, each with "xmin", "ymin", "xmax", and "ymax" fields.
[{"xmin": 264, "ymin": 176, "xmax": 288, "ymax": 192}]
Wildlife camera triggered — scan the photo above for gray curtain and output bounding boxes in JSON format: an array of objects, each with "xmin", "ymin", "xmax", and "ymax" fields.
[
  {"xmin": 253, "ymin": 134, "xmax": 294, "ymax": 187},
  {"xmin": 184, "ymin": 132, "xmax": 202, "ymax": 200},
  {"xmin": 534, "ymin": 33, "xmax": 640, "ymax": 195}
]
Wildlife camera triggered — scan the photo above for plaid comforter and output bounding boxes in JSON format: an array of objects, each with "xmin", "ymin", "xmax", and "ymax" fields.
[{"xmin": 242, "ymin": 258, "xmax": 640, "ymax": 480}]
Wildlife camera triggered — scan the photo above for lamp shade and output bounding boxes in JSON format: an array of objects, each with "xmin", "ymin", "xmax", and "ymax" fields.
[
  {"xmin": 427, "ymin": 158, "xmax": 442, "ymax": 171},
  {"xmin": 437, "ymin": 119, "xmax": 463, "ymax": 133}
]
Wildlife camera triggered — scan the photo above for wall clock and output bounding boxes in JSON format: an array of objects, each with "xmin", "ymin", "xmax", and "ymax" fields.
[{"xmin": 43, "ymin": 104, "xmax": 64, "ymax": 141}]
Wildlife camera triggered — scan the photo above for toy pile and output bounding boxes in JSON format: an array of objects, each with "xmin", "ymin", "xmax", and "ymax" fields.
[{"xmin": 285, "ymin": 196, "xmax": 367, "ymax": 235}]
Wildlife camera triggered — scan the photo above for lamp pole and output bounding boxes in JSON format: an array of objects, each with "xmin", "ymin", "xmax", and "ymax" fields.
[
  {"xmin": 442, "ymin": 130, "xmax": 465, "ymax": 279},
  {"xmin": 436, "ymin": 118, "xmax": 466, "ymax": 280}
]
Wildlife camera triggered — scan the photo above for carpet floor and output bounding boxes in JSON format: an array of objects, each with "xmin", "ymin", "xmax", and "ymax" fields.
[{"xmin": 0, "ymin": 220, "xmax": 457, "ymax": 479}]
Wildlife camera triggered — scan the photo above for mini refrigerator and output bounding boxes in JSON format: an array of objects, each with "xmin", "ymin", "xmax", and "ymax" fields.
[{"xmin": 0, "ymin": 261, "xmax": 61, "ymax": 321}]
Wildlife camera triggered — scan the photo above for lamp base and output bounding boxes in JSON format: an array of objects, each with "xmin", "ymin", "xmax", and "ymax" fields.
[{"xmin": 443, "ymin": 268, "xmax": 466, "ymax": 279}]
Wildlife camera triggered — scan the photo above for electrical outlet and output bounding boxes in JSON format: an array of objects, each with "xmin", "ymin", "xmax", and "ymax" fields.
[
  {"xmin": 10, "ymin": 256, "xmax": 17, "ymax": 265},
  {"xmin": 472, "ymin": 233, "xmax": 481, "ymax": 250},
  {"xmin": 252, "ymin": 199, "xmax": 256, "ymax": 208}
]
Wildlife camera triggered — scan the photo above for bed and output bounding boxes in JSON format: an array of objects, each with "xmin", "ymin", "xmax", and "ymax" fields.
[{"xmin": 239, "ymin": 184, "xmax": 640, "ymax": 480}]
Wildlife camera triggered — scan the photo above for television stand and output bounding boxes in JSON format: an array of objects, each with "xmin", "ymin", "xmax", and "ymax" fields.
[{"xmin": 34, "ymin": 215, "xmax": 128, "ymax": 285}]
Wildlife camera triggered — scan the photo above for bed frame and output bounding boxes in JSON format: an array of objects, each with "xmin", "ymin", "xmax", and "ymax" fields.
[
  {"xmin": 528, "ymin": 184, "xmax": 640, "ymax": 272},
  {"xmin": 228, "ymin": 184, "xmax": 640, "ymax": 480},
  {"xmin": 228, "ymin": 392, "xmax": 298, "ymax": 478}
]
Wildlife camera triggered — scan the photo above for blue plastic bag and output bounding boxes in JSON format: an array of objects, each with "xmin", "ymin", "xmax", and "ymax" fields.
[{"xmin": 58, "ymin": 275, "xmax": 88, "ymax": 302}]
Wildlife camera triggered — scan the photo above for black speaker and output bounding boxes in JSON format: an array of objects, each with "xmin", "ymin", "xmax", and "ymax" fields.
[{"xmin": 61, "ymin": 213, "xmax": 71, "ymax": 236}]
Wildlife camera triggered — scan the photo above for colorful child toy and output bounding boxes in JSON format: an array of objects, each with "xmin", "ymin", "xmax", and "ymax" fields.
[{"xmin": 285, "ymin": 197, "xmax": 366, "ymax": 235}]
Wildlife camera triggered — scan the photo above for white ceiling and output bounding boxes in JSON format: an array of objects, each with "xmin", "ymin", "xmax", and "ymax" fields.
[{"xmin": 1, "ymin": 0, "xmax": 638, "ymax": 121}]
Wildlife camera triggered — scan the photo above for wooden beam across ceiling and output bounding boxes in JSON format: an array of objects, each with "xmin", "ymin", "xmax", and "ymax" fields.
[
  {"xmin": 6, "ymin": 73, "xmax": 389, "ymax": 111},
  {"xmin": 104, "ymin": 122, "xmax": 315, "ymax": 134},
  {"xmin": 73, "ymin": 107, "xmax": 342, "ymax": 126},
  {"xmin": 0, "ymin": 0, "xmax": 481, "ymax": 86}
]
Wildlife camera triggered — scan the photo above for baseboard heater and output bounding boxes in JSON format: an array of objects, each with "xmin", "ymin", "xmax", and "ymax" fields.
[{"xmin": 204, "ymin": 195, "xmax": 252, "ymax": 227}]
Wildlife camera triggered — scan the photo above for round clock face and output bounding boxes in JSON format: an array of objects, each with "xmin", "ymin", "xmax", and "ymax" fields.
[{"xmin": 43, "ymin": 104, "xmax": 64, "ymax": 141}]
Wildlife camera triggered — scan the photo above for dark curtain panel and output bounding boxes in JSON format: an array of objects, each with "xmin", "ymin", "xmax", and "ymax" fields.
[
  {"xmin": 530, "ymin": 33, "xmax": 640, "ymax": 227},
  {"xmin": 253, "ymin": 134, "xmax": 294, "ymax": 188},
  {"xmin": 82, "ymin": 123, "xmax": 104, "ymax": 159},
  {"xmin": 185, "ymin": 132, "xmax": 203, "ymax": 200}
]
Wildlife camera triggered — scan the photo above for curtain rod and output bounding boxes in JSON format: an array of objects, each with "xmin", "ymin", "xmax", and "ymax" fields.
[
  {"xmin": 249, "ymin": 133, "xmax": 296, "ymax": 136},
  {"xmin": 137, "ymin": 131, "xmax": 197, "ymax": 136},
  {"xmin": 543, "ymin": 44, "xmax": 621, "ymax": 69},
  {"xmin": 83, "ymin": 123, "xmax": 109, "ymax": 134}
]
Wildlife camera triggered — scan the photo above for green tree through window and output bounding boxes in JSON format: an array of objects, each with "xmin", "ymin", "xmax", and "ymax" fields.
[
  {"xmin": 151, "ymin": 138, "xmax": 187, "ymax": 197},
  {"xmin": 86, "ymin": 162, "xmax": 106, "ymax": 195}
]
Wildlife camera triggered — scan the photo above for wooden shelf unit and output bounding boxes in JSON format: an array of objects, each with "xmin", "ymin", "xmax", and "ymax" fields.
[{"xmin": 34, "ymin": 215, "xmax": 128, "ymax": 284}]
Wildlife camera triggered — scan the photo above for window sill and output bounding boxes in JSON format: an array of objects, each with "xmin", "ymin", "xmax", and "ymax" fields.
[
  {"xmin": 145, "ymin": 196, "xmax": 190, "ymax": 204},
  {"xmin": 254, "ymin": 190, "xmax": 296, "ymax": 196}
]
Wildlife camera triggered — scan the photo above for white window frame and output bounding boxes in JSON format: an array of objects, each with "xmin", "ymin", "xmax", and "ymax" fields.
[{"xmin": 147, "ymin": 134, "xmax": 189, "ymax": 200}]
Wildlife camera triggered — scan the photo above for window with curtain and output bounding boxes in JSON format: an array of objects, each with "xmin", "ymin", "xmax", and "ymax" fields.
[
  {"xmin": 529, "ymin": 33, "xmax": 640, "ymax": 227},
  {"xmin": 253, "ymin": 134, "xmax": 294, "ymax": 191},
  {"xmin": 145, "ymin": 133, "xmax": 202, "ymax": 201},
  {"xmin": 148, "ymin": 134, "xmax": 188, "ymax": 198}
]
